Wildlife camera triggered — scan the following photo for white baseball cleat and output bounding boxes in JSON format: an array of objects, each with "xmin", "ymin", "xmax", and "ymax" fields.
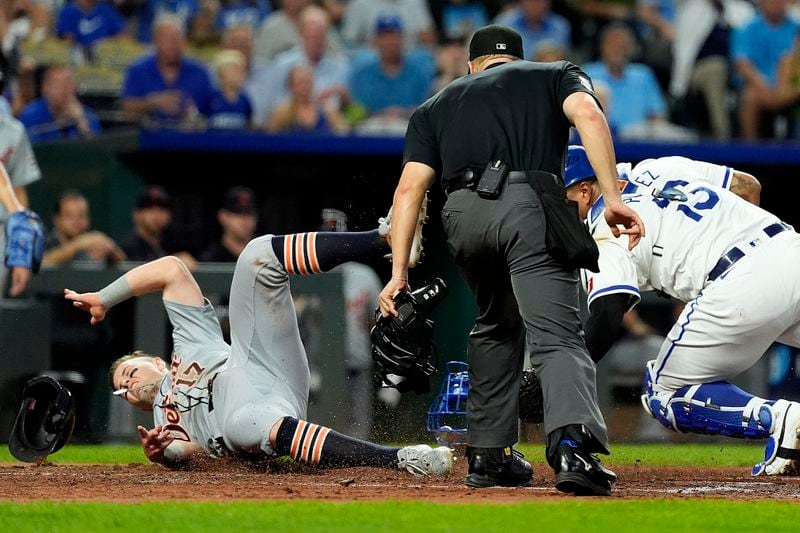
[
  {"xmin": 752, "ymin": 399, "xmax": 800, "ymax": 476},
  {"xmin": 397, "ymin": 444, "xmax": 454, "ymax": 476},
  {"xmin": 378, "ymin": 193, "xmax": 429, "ymax": 268}
]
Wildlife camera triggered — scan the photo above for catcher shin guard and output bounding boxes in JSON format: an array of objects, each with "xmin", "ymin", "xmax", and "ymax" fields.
[
  {"xmin": 642, "ymin": 362, "xmax": 774, "ymax": 439},
  {"xmin": 427, "ymin": 361, "xmax": 469, "ymax": 447},
  {"xmin": 371, "ymin": 279, "xmax": 448, "ymax": 394},
  {"xmin": 270, "ymin": 231, "xmax": 388, "ymax": 275},
  {"xmin": 274, "ymin": 417, "xmax": 399, "ymax": 468}
]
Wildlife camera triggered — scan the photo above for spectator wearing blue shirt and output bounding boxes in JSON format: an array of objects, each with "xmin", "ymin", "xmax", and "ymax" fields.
[
  {"xmin": 203, "ymin": 50, "xmax": 253, "ymax": 129},
  {"xmin": 583, "ymin": 23, "xmax": 667, "ymax": 133},
  {"xmin": 349, "ymin": 15, "xmax": 434, "ymax": 119},
  {"xmin": 122, "ymin": 14, "xmax": 213, "ymax": 123},
  {"xmin": 494, "ymin": 0, "xmax": 571, "ymax": 60},
  {"xmin": 56, "ymin": 0, "xmax": 126, "ymax": 48},
  {"xmin": 733, "ymin": 0, "xmax": 799, "ymax": 140},
  {"xmin": 19, "ymin": 66, "xmax": 101, "ymax": 142},
  {"xmin": 216, "ymin": 0, "xmax": 271, "ymax": 31},
  {"xmin": 136, "ymin": 0, "xmax": 200, "ymax": 43},
  {"xmin": 442, "ymin": 0, "xmax": 489, "ymax": 40}
]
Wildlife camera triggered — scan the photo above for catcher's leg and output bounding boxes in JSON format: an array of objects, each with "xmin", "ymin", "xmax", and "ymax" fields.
[
  {"xmin": 270, "ymin": 417, "xmax": 453, "ymax": 475},
  {"xmin": 270, "ymin": 230, "xmax": 388, "ymax": 274}
]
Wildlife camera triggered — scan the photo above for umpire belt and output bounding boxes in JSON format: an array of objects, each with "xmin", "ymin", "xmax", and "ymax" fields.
[
  {"xmin": 445, "ymin": 170, "xmax": 557, "ymax": 195},
  {"xmin": 707, "ymin": 222, "xmax": 792, "ymax": 282}
]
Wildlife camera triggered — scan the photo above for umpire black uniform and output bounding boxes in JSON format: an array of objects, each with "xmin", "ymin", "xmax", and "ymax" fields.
[{"xmin": 388, "ymin": 25, "xmax": 629, "ymax": 496}]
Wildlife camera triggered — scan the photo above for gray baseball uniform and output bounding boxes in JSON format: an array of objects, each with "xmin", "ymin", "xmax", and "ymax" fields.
[{"xmin": 154, "ymin": 235, "xmax": 310, "ymax": 458}]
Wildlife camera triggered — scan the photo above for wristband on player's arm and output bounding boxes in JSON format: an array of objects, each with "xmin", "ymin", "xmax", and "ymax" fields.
[
  {"xmin": 584, "ymin": 293, "xmax": 637, "ymax": 364},
  {"xmin": 98, "ymin": 275, "xmax": 133, "ymax": 309}
]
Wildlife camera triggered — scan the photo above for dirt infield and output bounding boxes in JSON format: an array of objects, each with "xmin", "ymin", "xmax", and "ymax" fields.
[{"xmin": 2, "ymin": 460, "xmax": 800, "ymax": 502}]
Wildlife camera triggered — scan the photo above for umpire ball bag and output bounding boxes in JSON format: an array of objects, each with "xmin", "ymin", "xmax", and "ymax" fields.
[{"xmin": 9, "ymin": 376, "xmax": 76, "ymax": 462}]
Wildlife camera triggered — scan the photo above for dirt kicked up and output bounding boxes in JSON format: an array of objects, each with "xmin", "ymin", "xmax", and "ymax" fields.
[{"xmin": 1, "ymin": 460, "xmax": 799, "ymax": 502}]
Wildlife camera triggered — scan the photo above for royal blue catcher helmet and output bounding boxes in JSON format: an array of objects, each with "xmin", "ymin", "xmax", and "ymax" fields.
[
  {"xmin": 564, "ymin": 145, "xmax": 596, "ymax": 188},
  {"xmin": 427, "ymin": 361, "xmax": 469, "ymax": 447}
]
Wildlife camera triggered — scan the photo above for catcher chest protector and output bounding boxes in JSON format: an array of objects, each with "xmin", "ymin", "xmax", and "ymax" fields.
[
  {"xmin": 427, "ymin": 361, "xmax": 469, "ymax": 447},
  {"xmin": 9, "ymin": 376, "xmax": 76, "ymax": 462}
]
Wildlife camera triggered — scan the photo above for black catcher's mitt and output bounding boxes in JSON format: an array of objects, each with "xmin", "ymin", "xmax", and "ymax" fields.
[
  {"xmin": 9, "ymin": 375, "xmax": 76, "ymax": 463},
  {"xmin": 371, "ymin": 278, "xmax": 448, "ymax": 394},
  {"xmin": 518, "ymin": 369, "xmax": 544, "ymax": 425}
]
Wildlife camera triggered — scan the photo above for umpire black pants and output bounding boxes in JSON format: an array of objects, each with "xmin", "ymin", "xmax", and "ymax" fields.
[{"xmin": 441, "ymin": 181, "xmax": 608, "ymax": 450}]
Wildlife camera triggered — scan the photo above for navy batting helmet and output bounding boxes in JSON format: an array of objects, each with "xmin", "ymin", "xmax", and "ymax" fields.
[
  {"xmin": 9, "ymin": 375, "xmax": 76, "ymax": 463},
  {"xmin": 564, "ymin": 145, "xmax": 596, "ymax": 188}
]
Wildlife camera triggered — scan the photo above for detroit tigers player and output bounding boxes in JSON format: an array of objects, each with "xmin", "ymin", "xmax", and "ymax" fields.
[
  {"xmin": 64, "ymin": 211, "xmax": 452, "ymax": 475},
  {"xmin": 565, "ymin": 145, "xmax": 800, "ymax": 476}
]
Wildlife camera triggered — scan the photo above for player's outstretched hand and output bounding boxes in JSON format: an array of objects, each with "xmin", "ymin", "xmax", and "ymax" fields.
[
  {"xmin": 604, "ymin": 200, "xmax": 646, "ymax": 250},
  {"xmin": 379, "ymin": 277, "xmax": 409, "ymax": 318},
  {"xmin": 63, "ymin": 289, "xmax": 107, "ymax": 325},
  {"xmin": 138, "ymin": 424, "xmax": 174, "ymax": 464}
]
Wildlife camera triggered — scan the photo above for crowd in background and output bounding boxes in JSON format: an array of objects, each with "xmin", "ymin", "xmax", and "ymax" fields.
[{"xmin": 0, "ymin": 0, "xmax": 799, "ymax": 141}]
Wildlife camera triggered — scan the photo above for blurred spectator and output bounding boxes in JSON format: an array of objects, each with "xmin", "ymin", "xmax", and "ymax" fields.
[
  {"xmin": 121, "ymin": 185, "xmax": 197, "ymax": 270},
  {"xmin": 342, "ymin": 0, "xmax": 437, "ymax": 50},
  {"xmin": 636, "ymin": 0, "xmax": 675, "ymax": 86},
  {"xmin": 733, "ymin": 0, "xmax": 799, "ymax": 140},
  {"xmin": 670, "ymin": 0, "xmax": 753, "ymax": 141},
  {"xmin": 200, "ymin": 185, "xmax": 257, "ymax": 261},
  {"xmin": 187, "ymin": 0, "xmax": 221, "ymax": 46},
  {"xmin": 0, "ymin": 115, "xmax": 41, "ymax": 297},
  {"xmin": 216, "ymin": 0, "xmax": 270, "ymax": 32},
  {"xmin": 349, "ymin": 15, "xmax": 434, "ymax": 121},
  {"xmin": 441, "ymin": 0, "xmax": 489, "ymax": 39},
  {"xmin": 583, "ymin": 23, "xmax": 667, "ymax": 133},
  {"xmin": 534, "ymin": 39, "xmax": 567, "ymax": 61},
  {"xmin": 121, "ymin": 14, "xmax": 213, "ymax": 123},
  {"xmin": 253, "ymin": 6, "xmax": 349, "ymax": 126},
  {"xmin": 55, "ymin": 0, "xmax": 126, "ymax": 49},
  {"xmin": 136, "ymin": 0, "xmax": 200, "ymax": 43},
  {"xmin": 494, "ymin": 0, "xmax": 571, "ymax": 60},
  {"xmin": 319, "ymin": 0, "xmax": 347, "ymax": 27},
  {"xmin": 1, "ymin": 0, "xmax": 37, "ymax": 115},
  {"xmin": 19, "ymin": 65, "xmax": 101, "ymax": 142},
  {"xmin": 267, "ymin": 64, "xmax": 348, "ymax": 133},
  {"xmin": 319, "ymin": 208, "xmax": 382, "ymax": 440},
  {"xmin": 771, "ymin": 33, "xmax": 800, "ymax": 130},
  {"xmin": 433, "ymin": 35, "xmax": 467, "ymax": 93},
  {"xmin": 43, "ymin": 190, "xmax": 125, "ymax": 265},
  {"xmin": 253, "ymin": 0, "xmax": 311, "ymax": 63},
  {"xmin": 202, "ymin": 49, "xmax": 253, "ymax": 129}
]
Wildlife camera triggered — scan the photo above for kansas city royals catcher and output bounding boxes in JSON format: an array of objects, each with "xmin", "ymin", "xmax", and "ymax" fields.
[
  {"xmin": 565, "ymin": 146, "xmax": 800, "ymax": 476},
  {"xmin": 65, "ymin": 208, "xmax": 453, "ymax": 475}
]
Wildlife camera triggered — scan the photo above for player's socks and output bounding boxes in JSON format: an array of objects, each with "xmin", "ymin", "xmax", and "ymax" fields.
[
  {"xmin": 271, "ymin": 231, "xmax": 389, "ymax": 274},
  {"xmin": 274, "ymin": 417, "xmax": 399, "ymax": 468}
]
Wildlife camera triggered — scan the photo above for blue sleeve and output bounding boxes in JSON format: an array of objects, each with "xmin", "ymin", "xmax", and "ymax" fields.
[
  {"xmin": 55, "ymin": 6, "xmax": 77, "ymax": 38},
  {"xmin": 731, "ymin": 23, "xmax": 752, "ymax": 62},
  {"xmin": 556, "ymin": 15, "xmax": 571, "ymax": 46},
  {"xmin": 86, "ymin": 108, "xmax": 102, "ymax": 134},
  {"xmin": 122, "ymin": 64, "xmax": 147, "ymax": 98},
  {"xmin": 106, "ymin": 4, "xmax": 126, "ymax": 35},
  {"xmin": 643, "ymin": 68, "xmax": 666, "ymax": 116},
  {"xmin": 349, "ymin": 66, "xmax": 369, "ymax": 110}
]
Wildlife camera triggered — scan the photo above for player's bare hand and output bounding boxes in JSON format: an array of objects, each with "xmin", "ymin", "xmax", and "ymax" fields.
[
  {"xmin": 63, "ymin": 289, "xmax": 107, "ymax": 325},
  {"xmin": 138, "ymin": 424, "xmax": 174, "ymax": 464},
  {"xmin": 8, "ymin": 267, "xmax": 31, "ymax": 297},
  {"xmin": 604, "ymin": 201, "xmax": 646, "ymax": 250},
  {"xmin": 379, "ymin": 277, "xmax": 408, "ymax": 317}
]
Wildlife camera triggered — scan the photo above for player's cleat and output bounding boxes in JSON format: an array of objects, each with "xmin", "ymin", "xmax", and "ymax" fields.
[
  {"xmin": 464, "ymin": 446, "xmax": 533, "ymax": 488},
  {"xmin": 552, "ymin": 440, "xmax": 617, "ymax": 496},
  {"xmin": 752, "ymin": 399, "xmax": 800, "ymax": 476},
  {"xmin": 378, "ymin": 193, "xmax": 429, "ymax": 268},
  {"xmin": 397, "ymin": 444, "xmax": 454, "ymax": 476}
]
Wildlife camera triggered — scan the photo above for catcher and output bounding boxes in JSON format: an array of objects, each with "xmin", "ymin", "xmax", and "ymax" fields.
[{"xmin": 64, "ymin": 209, "xmax": 453, "ymax": 475}]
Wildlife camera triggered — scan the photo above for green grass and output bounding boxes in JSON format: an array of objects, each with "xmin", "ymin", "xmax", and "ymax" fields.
[
  {"xmin": 3, "ymin": 500, "xmax": 800, "ymax": 533},
  {"xmin": 0, "ymin": 442, "xmax": 765, "ymax": 467}
]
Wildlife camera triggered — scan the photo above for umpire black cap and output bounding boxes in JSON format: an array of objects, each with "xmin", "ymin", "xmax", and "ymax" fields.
[
  {"xmin": 468, "ymin": 24, "xmax": 524, "ymax": 61},
  {"xmin": 9, "ymin": 376, "xmax": 76, "ymax": 463}
]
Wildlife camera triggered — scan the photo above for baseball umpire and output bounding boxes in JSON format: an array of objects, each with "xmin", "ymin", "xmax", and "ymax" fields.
[{"xmin": 379, "ymin": 24, "xmax": 644, "ymax": 496}]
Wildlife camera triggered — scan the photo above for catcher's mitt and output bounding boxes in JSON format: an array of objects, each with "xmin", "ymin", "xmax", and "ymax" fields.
[
  {"xmin": 9, "ymin": 375, "xmax": 76, "ymax": 463},
  {"xmin": 371, "ymin": 278, "xmax": 448, "ymax": 394},
  {"xmin": 518, "ymin": 369, "xmax": 544, "ymax": 425}
]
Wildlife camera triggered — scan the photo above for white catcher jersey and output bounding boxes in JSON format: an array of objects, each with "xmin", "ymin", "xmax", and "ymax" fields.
[
  {"xmin": 617, "ymin": 156, "xmax": 734, "ymax": 195},
  {"xmin": 152, "ymin": 300, "xmax": 230, "ymax": 457},
  {"xmin": 583, "ymin": 182, "xmax": 783, "ymax": 305}
]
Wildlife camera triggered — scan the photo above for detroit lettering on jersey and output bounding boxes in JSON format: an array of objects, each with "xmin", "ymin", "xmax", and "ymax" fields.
[{"xmin": 583, "ymin": 181, "xmax": 783, "ymax": 307}]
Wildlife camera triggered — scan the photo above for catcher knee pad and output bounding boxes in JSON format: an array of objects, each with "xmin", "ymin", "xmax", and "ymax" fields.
[{"xmin": 642, "ymin": 380, "xmax": 773, "ymax": 439}]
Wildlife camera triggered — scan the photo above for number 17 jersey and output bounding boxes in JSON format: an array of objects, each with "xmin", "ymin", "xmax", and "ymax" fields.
[{"xmin": 584, "ymin": 182, "xmax": 784, "ymax": 306}]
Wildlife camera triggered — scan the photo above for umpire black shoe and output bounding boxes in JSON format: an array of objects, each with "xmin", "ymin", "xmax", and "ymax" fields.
[
  {"xmin": 464, "ymin": 446, "xmax": 533, "ymax": 488},
  {"xmin": 552, "ymin": 440, "xmax": 617, "ymax": 496}
]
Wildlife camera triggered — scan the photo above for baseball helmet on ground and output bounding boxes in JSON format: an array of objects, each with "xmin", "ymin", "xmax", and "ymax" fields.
[
  {"xmin": 564, "ymin": 145, "xmax": 596, "ymax": 188},
  {"xmin": 8, "ymin": 375, "xmax": 76, "ymax": 463}
]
